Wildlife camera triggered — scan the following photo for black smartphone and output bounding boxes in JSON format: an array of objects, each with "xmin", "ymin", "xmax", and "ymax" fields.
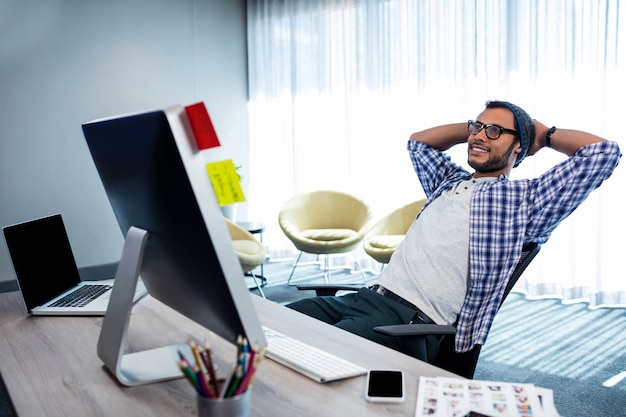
[{"xmin": 365, "ymin": 370, "xmax": 405, "ymax": 403}]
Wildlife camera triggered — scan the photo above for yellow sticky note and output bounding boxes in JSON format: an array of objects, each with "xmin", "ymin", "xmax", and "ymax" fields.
[{"xmin": 206, "ymin": 160, "xmax": 246, "ymax": 206}]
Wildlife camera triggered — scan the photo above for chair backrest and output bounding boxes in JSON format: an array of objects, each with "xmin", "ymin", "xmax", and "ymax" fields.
[
  {"xmin": 362, "ymin": 199, "xmax": 427, "ymax": 264},
  {"xmin": 365, "ymin": 199, "xmax": 426, "ymax": 237},
  {"xmin": 224, "ymin": 217, "xmax": 253, "ymax": 241},
  {"xmin": 223, "ymin": 218, "xmax": 266, "ymax": 272},
  {"xmin": 433, "ymin": 241, "xmax": 541, "ymax": 378},
  {"xmin": 278, "ymin": 190, "xmax": 371, "ymax": 231}
]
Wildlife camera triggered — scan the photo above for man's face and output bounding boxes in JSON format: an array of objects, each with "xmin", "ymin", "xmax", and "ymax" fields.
[{"xmin": 467, "ymin": 108, "xmax": 522, "ymax": 177}]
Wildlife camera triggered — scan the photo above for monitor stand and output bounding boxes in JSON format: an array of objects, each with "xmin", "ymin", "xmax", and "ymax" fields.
[{"xmin": 96, "ymin": 226, "xmax": 192, "ymax": 386}]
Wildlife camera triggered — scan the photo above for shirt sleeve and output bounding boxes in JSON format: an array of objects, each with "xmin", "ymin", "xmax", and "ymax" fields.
[
  {"xmin": 525, "ymin": 140, "xmax": 622, "ymax": 243},
  {"xmin": 407, "ymin": 140, "xmax": 470, "ymax": 198}
]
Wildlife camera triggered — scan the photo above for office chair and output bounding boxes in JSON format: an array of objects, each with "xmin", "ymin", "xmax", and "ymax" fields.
[
  {"xmin": 297, "ymin": 241, "xmax": 541, "ymax": 378},
  {"xmin": 362, "ymin": 199, "xmax": 426, "ymax": 267},
  {"xmin": 278, "ymin": 190, "xmax": 372, "ymax": 285},
  {"xmin": 224, "ymin": 218, "xmax": 267, "ymax": 298}
]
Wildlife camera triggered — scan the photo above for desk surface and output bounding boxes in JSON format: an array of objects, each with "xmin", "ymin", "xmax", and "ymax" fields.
[{"xmin": 0, "ymin": 291, "xmax": 456, "ymax": 416}]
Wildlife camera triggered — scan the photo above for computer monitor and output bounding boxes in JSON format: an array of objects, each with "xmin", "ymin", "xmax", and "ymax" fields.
[{"xmin": 82, "ymin": 105, "xmax": 266, "ymax": 386}]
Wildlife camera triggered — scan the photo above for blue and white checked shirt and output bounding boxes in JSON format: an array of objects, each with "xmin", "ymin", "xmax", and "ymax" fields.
[{"xmin": 408, "ymin": 139, "xmax": 621, "ymax": 352}]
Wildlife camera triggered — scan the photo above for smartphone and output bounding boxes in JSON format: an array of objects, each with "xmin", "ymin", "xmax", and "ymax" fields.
[{"xmin": 365, "ymin": 370, "xmax": 405, "ymax": 403}]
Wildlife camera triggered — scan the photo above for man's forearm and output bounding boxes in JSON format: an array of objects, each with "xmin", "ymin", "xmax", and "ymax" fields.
[
  {"xmin": 533, "ymin": 123, "xmax": 607, "ymax": 157},
  {"xmin": 409, "ymin": 122, "xmax": 468, "ymax": 151}
]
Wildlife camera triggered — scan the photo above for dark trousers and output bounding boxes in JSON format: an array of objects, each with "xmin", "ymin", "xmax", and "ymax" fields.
[{"xmin": 286, "ymin": 287, "xmax": 436, "ymax": 356}]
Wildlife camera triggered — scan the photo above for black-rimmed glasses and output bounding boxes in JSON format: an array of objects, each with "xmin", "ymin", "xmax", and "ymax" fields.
[{"xmin": 468, "ymin": 120, "xmax": 518, "ymax": 140}]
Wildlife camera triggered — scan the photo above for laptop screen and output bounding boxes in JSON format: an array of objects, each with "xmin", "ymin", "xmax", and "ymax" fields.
[{"xmin": 3, "ymin": 214, "xmax": 82, "ymax": 312}]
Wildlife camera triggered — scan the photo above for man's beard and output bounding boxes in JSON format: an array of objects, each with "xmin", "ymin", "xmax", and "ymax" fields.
[{"xmin": 468, "ymin": 141, "xmax": 517, "ymax": 173}]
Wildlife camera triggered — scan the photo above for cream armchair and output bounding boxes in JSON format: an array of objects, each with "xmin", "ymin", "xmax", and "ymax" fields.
[
  {"xmin": 278, "ymin": 190, "xmax": 372, "ymax": 284},
  {"xmin": 224, "ymin": 218, "xmax": 267, "ymax": 298},
  {"xmin": 363, "ymin": 199, "xmax": 426, "ymax": 267}
]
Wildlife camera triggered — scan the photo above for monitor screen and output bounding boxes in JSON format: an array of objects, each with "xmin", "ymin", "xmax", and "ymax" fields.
[{"xmin": 82, "ymin": 105, "xmax": 266, "ymax": 350}]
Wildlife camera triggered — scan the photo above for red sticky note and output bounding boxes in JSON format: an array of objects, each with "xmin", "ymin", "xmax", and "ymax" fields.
[{"xmin": 184, "ymin": 102, "xmax": 221, "ymax": 150}]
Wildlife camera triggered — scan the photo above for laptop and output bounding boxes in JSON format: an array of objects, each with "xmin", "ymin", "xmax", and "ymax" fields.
[{"xmin": 2, "ymin": 214, "xmax": 147, "ymax": 315}]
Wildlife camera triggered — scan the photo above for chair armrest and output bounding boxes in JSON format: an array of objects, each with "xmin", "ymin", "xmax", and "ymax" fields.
[
  {"xmin": 373, "ymin": 324, "xmax": 456, "ymax": 337},
  {"xmin": 374, "ymin": 324, "xmax": 457, "ymax": 363},
  {"xmin": 296, "ymin": 283, "xmax": 361, "ymax": 296}
]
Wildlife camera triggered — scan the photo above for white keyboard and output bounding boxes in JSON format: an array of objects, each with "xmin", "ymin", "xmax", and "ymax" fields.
[{"xmin": 262, "ymin": 326, "xmax": 367, "ymax": 383}]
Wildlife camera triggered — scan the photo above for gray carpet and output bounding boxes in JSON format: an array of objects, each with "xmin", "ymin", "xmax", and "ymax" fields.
[{"xmin": 253, "ymin": 259, "xmax": 626, "ymax": 417}]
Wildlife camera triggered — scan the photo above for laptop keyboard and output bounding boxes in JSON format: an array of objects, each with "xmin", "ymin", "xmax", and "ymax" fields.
[{"xmin": 49, "ymin": 284, "xmax": 112, "ymax": 307}]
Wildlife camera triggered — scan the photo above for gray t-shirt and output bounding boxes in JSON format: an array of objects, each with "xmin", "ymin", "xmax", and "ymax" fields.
[{"xmin": 376, "ymin": 176, "xmax": 496, "ymax": 325}]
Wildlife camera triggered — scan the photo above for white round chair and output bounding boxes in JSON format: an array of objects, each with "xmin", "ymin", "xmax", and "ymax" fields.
[
  {"xmin": 224, "ymin": 218, "xmax": 267, "ymax": 297},
  {"xmin": 278, "ymin": 190, "xmax": 372, "ymax": 284},
  {"xmin": 362, "ymin": 199, "xmax": 426, "ymax": 267}
]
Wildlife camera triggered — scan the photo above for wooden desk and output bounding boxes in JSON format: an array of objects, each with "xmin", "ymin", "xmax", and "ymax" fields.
[{"xmin": 0, "ymin": 291, "xmax": 456, "ymax": 416}]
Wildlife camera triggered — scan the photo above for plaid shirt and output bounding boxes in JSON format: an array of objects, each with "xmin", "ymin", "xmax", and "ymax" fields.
[{"xmin": 408, "ymin": 140, "xmax": 621, "ymax": 352}]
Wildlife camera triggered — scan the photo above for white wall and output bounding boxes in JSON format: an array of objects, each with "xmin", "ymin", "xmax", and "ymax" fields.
[{"xmin": 0, "ymin": 0, "xmax": 249, "ymax": 282}]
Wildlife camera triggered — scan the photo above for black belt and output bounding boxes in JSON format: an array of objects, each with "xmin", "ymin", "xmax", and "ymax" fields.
[{"xmin": 369, "ymin": 284, "xmax": 435, "ymax": 325}]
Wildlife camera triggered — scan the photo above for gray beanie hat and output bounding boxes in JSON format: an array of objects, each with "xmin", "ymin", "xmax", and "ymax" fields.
[{"xmin": 486, "ymin": 101, "xmax": 535, "ymax": 168}]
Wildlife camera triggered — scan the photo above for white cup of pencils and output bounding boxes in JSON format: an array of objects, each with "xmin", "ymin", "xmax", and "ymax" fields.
[{"xmin": 177, "ymin": 336, "xmax": 265, "ymax": 417}]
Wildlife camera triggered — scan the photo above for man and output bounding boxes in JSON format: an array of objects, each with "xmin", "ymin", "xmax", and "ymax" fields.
[{"xmin": 287, "ymin": 100, "xmax": 621, "ymax": 357}]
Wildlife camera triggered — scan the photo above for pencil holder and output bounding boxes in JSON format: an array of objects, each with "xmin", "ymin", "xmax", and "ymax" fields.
[{"xmin": 197, "ymin": 390, "xmax": 251, "ymax": 417}]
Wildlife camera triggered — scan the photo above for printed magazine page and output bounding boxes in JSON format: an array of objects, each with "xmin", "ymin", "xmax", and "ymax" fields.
[{"xmin": 415, "ymin": 376, "xmax": 560, "ymax": 417}]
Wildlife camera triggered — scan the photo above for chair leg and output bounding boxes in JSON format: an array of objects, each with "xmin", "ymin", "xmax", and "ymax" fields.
[
  {"xmin": 288, "ymin": 251, "xmax": 367, "ymax": 285},
  {"xmin": 351, "ymin": 252, "xmax": 368, "ymax": 285},
  {"xmin": 286, "ymin": 251, "xmax": 304, "ymax": 285},
  {"xmin": 249, "ymin": 271, "xmax": 266, "ymax": 298},
  {"xmin": 321, "ymin": 252, "xmax": 367, "ymax": 285},
  {"xmin": 323, "ymin": 254, "xmax": 330, "ymax": 283}
]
